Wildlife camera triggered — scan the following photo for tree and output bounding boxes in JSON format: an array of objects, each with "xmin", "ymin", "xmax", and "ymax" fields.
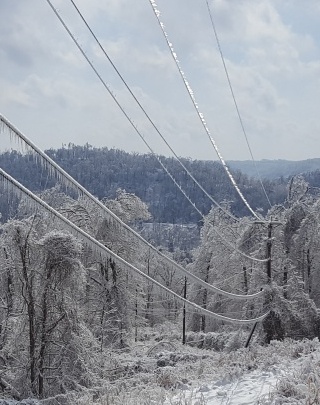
[
  {"xmin": 0, "ymin": 216, "xmax": 87, "ymax": 398},
  {"xmin": 259, "ymin": 177, "xmax": 320, "ymax": 342},
  {"xmin": 189, "ymin": 205, "xmax": 259, "ymax": 332},
  {"xmin": 36, "ymin": 230, "xmax": 84, "ymax": 397}
]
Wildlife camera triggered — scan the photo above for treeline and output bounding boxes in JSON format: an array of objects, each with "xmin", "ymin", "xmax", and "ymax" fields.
[
  {"xmin": 2, "ymin": 144, "xmax": 320, "ymax": 401},
  {"xmin": 0, "ymin": 189, "xmax": 186, "ymax": 399},
  {"xmin": 0, "ymin": 144, "xmax": 288, "ymax": 223},
  {"xmin": 229, "ymin": 158, "xmax": 320, "ymax": 179},
  {"xmin": 1, "ymin": 164, "xmax": 320, "ymax": 400}
]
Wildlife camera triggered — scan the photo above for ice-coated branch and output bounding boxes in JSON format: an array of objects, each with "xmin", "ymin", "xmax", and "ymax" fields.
[
  {"xmin": 0, "ymin": 167, "xmax": 269, "ymax": 323},
  {"xmin": 0, "ymin": 113, "xmax": 267, "ymax": 299}
]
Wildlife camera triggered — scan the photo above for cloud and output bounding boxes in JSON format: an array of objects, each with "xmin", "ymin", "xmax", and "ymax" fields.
[
  {"xmin": 0, "ymin": 79, "xmax": 33, "ymax": 108},
  {"xmin": 0, "ymin": 0, "xmax": 319, "ymax": 161}
]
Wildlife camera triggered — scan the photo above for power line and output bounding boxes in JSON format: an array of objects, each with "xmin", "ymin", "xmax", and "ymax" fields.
[
  {"xmin": 148, "ymin": 0, "xmax": 265, "ymax": 222},
  {"xmin": 67, "ymin": 0, "xmax": 240, "ymax": 224},
  {"xmin": 204, "ymin": 0, "xmax": 272, "ymax": 209},
  {"xmin": 0, "ymin": 167, "xmax": 269, "ymax": 324},
  {"xmin": 0, "ymin": 114, "xmax": 267, "ymax": 301},
  {"xmin": 41, "ymin": 2, "xmax": 204, "ymax": 217},
  {"xmin": 1, "ymin": 114, "xmax": 266, "ymax": 268},
  {"xmin": 37, "ymin": 1, "xmax": 268, "ymax": 263}
]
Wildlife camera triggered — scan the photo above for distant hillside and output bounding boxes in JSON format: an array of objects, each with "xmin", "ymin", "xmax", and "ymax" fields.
[
  {"xmin": 0, "ymin": 145, "xmax": 289, "ymax": 223},
  {"xmin": 228, "ymin": 159, "xmax": 320, "ymax": 179}
]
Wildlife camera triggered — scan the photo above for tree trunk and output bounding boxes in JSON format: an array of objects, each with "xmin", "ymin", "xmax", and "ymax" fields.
[
  {"xmin": 201, "ymin": 265, "xmax": 210, "ymax": 333},
  {"xmin": 38, "ymin": 263, "xmax": 54, "ymax": 398},
  {"xmin": 283, "ymin": 266, "xmax": 288, "ymax": 299},
  {"xmin": 182, "ymin": 277, "xmax": 187, "ymax": 344},
  {"xmin": 243, "ymin": 266, "xmax": 248, "ymax": 294},
  {"xmin": 19, "ymin": 243, "xmax": 37, "ymax": 395},
  {"xmin": 307, "ymin": 248, "xmax": 312, "ymax": 294}
]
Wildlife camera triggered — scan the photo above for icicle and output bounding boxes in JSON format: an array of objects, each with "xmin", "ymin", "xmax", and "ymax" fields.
[
  {"xmin": 34, "ymin": 7, "xmax": 270, "ymax": 258},
  {"xmin": 0, "ymin": 114, "xmax": 268, "ymax": 298},
  {"xmin": 148, "ymin": 1, "xmax": 266, "ymax": 222},
  {"xmin": 0, "ymin": 168, "xmax": 270, "ymax": 323}
]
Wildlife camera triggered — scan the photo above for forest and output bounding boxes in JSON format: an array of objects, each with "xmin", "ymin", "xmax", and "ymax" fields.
[
  {"xmin": 0, "ymin": 145, "xmax": 290, "ymax": 224},
  {"xmin": 1, "ymin": 145, "xmax": 320, "ymax": 403}
]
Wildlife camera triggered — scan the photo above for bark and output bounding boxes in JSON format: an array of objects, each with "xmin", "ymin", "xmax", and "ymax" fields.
[
  {"xmin": 200, "ymin": 265, "xmax": 210, "ymax": 333},
  {"xmin": 18, "ymin": 232, "xmax": 37, "ymax": 395}
]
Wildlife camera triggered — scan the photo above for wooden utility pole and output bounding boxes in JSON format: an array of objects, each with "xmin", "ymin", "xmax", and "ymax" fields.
[
  {"xmin": 135, "ymin": 287, "xmax": 138, "ymax": 342},
  {"xmin": 245, "ymin": 321, "xmax": 258, "ymax": 348},
  {"xmin": 245, "ymin": 218, "xmax": 281, "ymax": 347},
  {"xmin": 266, "ymin": 222, "xmax": 273, "ymax": 282},
  {"xmin": 254, "ymin": 218, "xmax": 281, "ymax": 283},
  {"xmin": 182, "ymin": 276, "xmax": 187, "ymax": 345}
]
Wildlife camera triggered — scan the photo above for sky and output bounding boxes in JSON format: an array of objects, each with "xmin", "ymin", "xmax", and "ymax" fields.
[{"xmin": 0, "ymin": 0, "xmax": 320, "ymax": 161}]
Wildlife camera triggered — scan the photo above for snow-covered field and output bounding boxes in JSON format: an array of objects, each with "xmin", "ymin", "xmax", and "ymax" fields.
[
  {"xmin": 69, "ymin": 336, "xmax": 320, "ymax": 404},
  {"xmin": 168, "ymin": 361, "xmax": 303, "ymax": 404},
  {"xmin": 165, "ymin": 337, "xmax": 320, "ymax": 405},
  {"xmin": 1, "ymin": 334, "xmax": 320, "ymax": 405}
]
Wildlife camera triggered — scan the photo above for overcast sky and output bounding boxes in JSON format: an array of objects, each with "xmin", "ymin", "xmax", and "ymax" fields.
[{"xmin": 1, "ymin": 0, "xmax": 320, "ymax": 161}]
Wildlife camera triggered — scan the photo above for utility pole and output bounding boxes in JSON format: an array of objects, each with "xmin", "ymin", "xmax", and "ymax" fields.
[
  {"xmin": 135, "ymin": 287, "xmax": 138, "ymax": 342},
  {"xmin": 254, "ymin": 217, "xmax": 282, "ymax": 283},
  {"xmin": 266, "ymin": 221, "xmax": 273, "ymax": 282},
  {"xmin": 245, "ymin": 218, "xmax": 282, "ymax": 347},
  {"xmin": 182, "ymin": 276, "xmax": 187, "ymax": 345}
]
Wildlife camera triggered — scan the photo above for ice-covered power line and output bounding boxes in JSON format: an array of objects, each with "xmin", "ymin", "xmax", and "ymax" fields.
[
  {"xmin": 0, "ymin": 167, "xmax": 269, "ymax": 324},
  {"xmin": 148, "ymin": 0, "xmax": 265, "ymax": 222},
  {"xmin": 0, "ymin": 114, "xmax": 267, "ymax": 301},
  {"xmin": 205, "ymin": 0, "xmax": 272, "ymax": 209},
  {"xmin": 40, "ymin": 2, "xmax": 268, "ymax": 263},
  {"xmin": 67, "ymin": 0, "xmax": 239, "ymax": 224}
]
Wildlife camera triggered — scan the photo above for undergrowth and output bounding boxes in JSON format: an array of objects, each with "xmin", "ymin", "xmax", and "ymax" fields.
[{"xmin": 2, "ymin": 332, "xmax": 320, "ymax": 404}]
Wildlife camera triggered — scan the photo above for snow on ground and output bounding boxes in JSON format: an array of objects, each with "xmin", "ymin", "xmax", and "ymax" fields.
[
  {"xmin": 169, "ymin": 366, "xmax": 282, "ymax": 404},
  {"xmin": 1, "ymin": 334, "xmax": 320, "ymax": 404},
  {"xmin": 165, "ymin": 338, "xmax": 320, "ymax": 405}
]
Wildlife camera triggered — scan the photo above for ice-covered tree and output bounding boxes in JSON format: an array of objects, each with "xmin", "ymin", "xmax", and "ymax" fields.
[
  {"xmin": 189, "ymin": 205, "xmax": 259, "ymax": 332},
  {"xmin": 0, "ymin": 216, "xmax": 89, "ymax": 398}
]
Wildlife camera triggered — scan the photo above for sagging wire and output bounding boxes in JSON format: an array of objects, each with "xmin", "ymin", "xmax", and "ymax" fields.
[
  {"xmin": 67, "ymin": 0, "xmax": 240, "ymax": 224},
  {"xmin": 148, "ymin": 0, "xmax": 266, "ymax": 222},
  {"xmin": 40, "ymin": 1, "xmax": 269, "ymax": 264},
  {"xmin": 0, "ymin": 114, "xmax": 267, "ymax": 298},
  {"xmin": 205, "ymin": 0, "xmax": 272, "ymax": 209},
  {"xmin": 0, "ymin": 167, "xmax": 270, "ymax": 324}
]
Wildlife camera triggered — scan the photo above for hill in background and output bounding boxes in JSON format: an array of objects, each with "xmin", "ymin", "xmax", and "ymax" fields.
[
  {"xmin": 2, "ymin": 144, "xmax": 320, "ymax": 224},
  {"xmin": 228, "ymin": 158, "xmax": 320, "ymax": 179}
]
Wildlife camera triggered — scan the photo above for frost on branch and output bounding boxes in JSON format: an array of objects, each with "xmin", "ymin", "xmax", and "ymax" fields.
[{"xmin": 103, "ymin": 188, "xmax": 151, "ymax": 224}]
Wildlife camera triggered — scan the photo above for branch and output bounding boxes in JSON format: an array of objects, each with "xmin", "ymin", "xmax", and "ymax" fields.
[
  {"xmin": 45, "ymin": 313, "xmax": 66, "ymax": 335},
  {"xmin": 90, "ymin": 276, "xmax": 103, "ymax": 286},
  {"xmin": 0, "ymin": 376, "xmax": 21, "ymax": 400}
]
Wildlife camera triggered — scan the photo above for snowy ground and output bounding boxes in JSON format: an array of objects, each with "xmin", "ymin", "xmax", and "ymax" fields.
[
  {"xmin": 177, "ymin": 369, "xmax": 281, "ymax": 404},
  {"xmin": 166, "ymin": 339, "xmax": 320, "ymax": 405},
  {"xmin": 81, "ymin": 334, "xmax": 320, "ymax": 405},
  {"xmin": 169, "ymin": 366, "xmax": 285, "ymax": 404},
  {"xmin": 1, "ymin": 334, "xmax": 320, "ymax": 404}
]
